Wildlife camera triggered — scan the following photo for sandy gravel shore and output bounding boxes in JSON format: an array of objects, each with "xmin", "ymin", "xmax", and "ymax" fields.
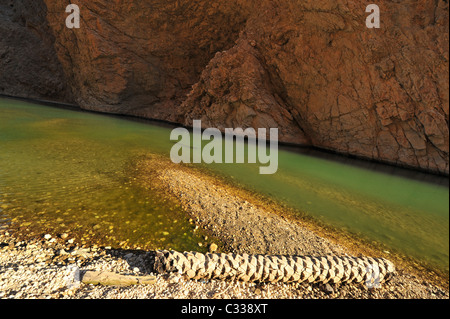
[
  {"xmin": 0, "ymin": 231, "xmax": 447, "ymax": 299},
  {"xmin": 0, "ymin": 155, "xmax": 448, "ymax": 299}
]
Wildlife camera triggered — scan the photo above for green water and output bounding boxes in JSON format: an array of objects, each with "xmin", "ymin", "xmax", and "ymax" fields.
[
  {"xmin": 0, "ymin": 97, "xmax": 448, "ymax": 274},
  {"xmin": 0, "ymin": 98, "xmax": 209, "ymax": 251}
]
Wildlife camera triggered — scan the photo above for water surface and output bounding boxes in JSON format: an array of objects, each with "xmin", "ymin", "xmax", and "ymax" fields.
[
  {"xmin": 0, "ymin": 97, "xmax": 448, "ymax": 274},
  {"xmin": 0, "ymin": 98, "xmax": 208, "ymax": 251}
]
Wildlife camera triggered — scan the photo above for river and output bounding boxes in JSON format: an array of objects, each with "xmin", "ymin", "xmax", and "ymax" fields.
[{"xmin": 0, "ymin": 96, "xmax": 448, "ymax": 276}]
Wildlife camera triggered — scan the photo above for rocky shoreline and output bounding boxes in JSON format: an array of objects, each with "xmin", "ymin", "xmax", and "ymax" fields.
[
  {"xmin": 0, "ymin": 155, "xmax": 448, "ymax": 299},
  {"xmin": 1, "ymin": 230, "xmax": 447, "ymax": 299}
]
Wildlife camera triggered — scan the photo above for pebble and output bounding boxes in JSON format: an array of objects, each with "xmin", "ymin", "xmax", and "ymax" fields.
[
  {"xmin": 44, "ymin": 234, "xmax": 52, "ymax": 240},
  {"xmin": 168, "ymin": 274, "xmax": 180, "ymax": 284},
  {"xmin": 209, "ymin": 243, "xmax": 218, "ymax": 253},
  {"xmin": 0, "ymin": 162, "xmax": 448, "ymax": 300},
  {"xmin": 323, "ymin": 283, "xmax": 334, "ymax": 294}
]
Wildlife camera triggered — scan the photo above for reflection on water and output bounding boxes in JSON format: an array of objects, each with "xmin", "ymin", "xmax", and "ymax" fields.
[
  {"xmin": 0, "ymin": 98, "xmax": 209, "ymax": 251},
  {"xmin": 0, "ymin": 97, "xmax": 448, "ymax": 275},
  {"xmin": 279, "ymin": 145, "xmax": 449, "ymax": 188}
]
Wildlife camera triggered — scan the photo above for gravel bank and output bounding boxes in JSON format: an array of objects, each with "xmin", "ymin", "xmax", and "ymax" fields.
[
  {"xmin": 0, "ymin": 155, "xmax": 448, "ymax": 299},
  {"xmin": 0, "ymin": 231, "xmax": 447, "ymax": 299}
]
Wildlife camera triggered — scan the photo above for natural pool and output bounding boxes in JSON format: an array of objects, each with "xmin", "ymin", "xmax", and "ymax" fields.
[
  {"xmin": 0, "ymin": 97, "xmax": 448, "ymax": 275},
  {"xmin": 0, "ymin": 98, "xmax": 211, "ymax": 251}
]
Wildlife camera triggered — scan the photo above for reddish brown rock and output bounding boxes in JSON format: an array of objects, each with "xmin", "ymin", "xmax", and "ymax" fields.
[
  {"xmin": 0, "ymin": 0, "xmax": 70, "ymax": 101},
  {"xmin": 2, "ymin": 0, "xmax": 448, "ymax": 174},
  {"xmin": 43, "ymin": 0, "xmax": 249, "ymax": 120},
  {"xmin": 179, "ymin": 37, "xmax": 310, "ymax": 144}
]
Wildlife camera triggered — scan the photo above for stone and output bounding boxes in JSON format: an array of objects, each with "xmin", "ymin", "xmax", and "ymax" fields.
[
  {"xmin": 72, "ymin": 248, "xmax": 92, "ymax": 258},
  {"xmin": 208, "ymin": 243, "xmax": 218, "ymax": 253},
  {"xmin": 138, "ymin": 276, "xmax": 157, "ymax": 285},
  {"xmin": 323, "ymin": 283, "xmax": 334, "ymax": 294},
  {"xmin": 59, "ymin": 249, "xmax": 69, "ymax": 255},
  {"xmin": 81, "ymin": 271, "xmax": 156, "ymax": 286},
  {"xmin": 168, "ymin": 274, "xmax": 180, "ymax": 284}
]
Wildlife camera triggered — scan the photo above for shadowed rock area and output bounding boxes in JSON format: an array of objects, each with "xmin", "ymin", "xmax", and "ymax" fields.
[
  {"xmin": 0, "ymin": 0, "xmax": 71, "ymax": 101},
  {"xmin": 0, "ymin": 0, "xmax": 448, "ymax": 174}
]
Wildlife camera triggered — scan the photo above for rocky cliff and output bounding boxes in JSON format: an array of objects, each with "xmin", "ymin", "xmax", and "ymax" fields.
[
  {"xmin": 1, "ymin": 0, "xmax": 448, "ymax": 174},
  {"xmin": 0, "ymin": 0, "xmax": 70, "ymax": 100}
]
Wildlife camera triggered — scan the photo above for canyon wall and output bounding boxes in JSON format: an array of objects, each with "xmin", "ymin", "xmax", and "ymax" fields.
[
  {"xmin": 0, "ymin": 0, "xmax": 70, "ymax": 100},
  {"xmin": 1, "ymin": 0, "xmax": 448, "ymax": 174}
]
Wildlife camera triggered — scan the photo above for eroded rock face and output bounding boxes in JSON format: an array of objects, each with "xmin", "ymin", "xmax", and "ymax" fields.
[
  {"xmin": 0, "ymin": 0, "xmax": 70, "ymax": 101},
  {"xmin": 2, "ymin": 0, "xmax": 449, "ymax": 174},
  {"xmin": 180, "ymin": 0, "xmax": 449, "ymax": 173},
  {"xmin": 43, "ymin": 0, "xmax": 250, "ymax": 120}
]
